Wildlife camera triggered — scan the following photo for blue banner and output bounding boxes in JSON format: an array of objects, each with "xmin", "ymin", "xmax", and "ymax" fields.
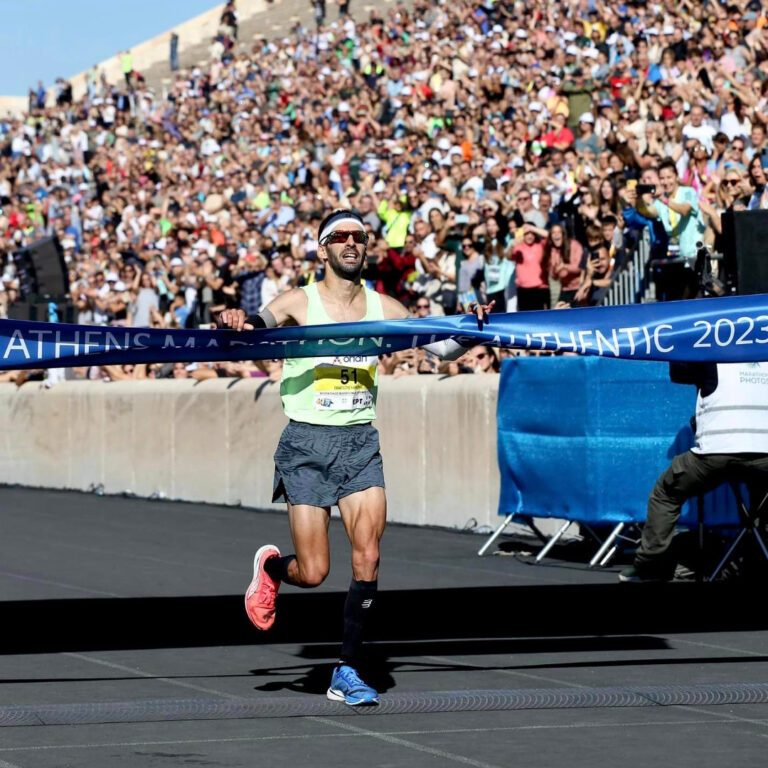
[
  {"xmin": 497, "ymin": 356, "xmax": 738, "ymax": 527},
  {"xmin": 1, "ymin": 293, "xmax": 768, "ymax": 370}
]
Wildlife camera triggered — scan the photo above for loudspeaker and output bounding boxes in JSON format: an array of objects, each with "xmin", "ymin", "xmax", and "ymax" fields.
[
  {"xmin": 721, "ymin": 209, "xmax": 768, "ymax": 295},
  {"xmin": 7, "ymin": 299, "xmax": 75, "ymax": 323},
  {"xmin": 12, "ymin": 237, "xmax": 69, "ymax": 298}
]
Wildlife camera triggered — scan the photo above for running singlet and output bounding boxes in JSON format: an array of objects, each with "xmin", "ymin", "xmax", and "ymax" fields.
[{"xmin": 280, "ymin": 283, "xmax": 384, "ymax": 426}]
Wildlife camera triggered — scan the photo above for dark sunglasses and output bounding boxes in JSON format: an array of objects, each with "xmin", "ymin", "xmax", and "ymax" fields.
[
  {"xmin": 321, "ymin": 230, "xmax": 369, "ymax": 246},
  {"xmin": 416, "ymin": 302, "xmax": 430, "ymax": 309},
  {"xmin": 722, "ymin": 179, "xmax": 740, "ymax": 187}
]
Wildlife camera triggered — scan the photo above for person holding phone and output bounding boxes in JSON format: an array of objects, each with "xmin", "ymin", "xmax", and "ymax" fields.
[{"xmin": 641, "ymin": 159, "xmax": 706, "ymax": 299}]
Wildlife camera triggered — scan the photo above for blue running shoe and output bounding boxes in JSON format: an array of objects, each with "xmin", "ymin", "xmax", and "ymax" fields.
[{"xmin": 327, "ymin": 664, "xmax": 379, "ymax": 706}]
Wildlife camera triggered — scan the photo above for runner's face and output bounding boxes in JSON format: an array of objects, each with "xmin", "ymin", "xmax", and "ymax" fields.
[{"xmin": 323, "ymin": 229, "xmax": 366, "ymax": 279}]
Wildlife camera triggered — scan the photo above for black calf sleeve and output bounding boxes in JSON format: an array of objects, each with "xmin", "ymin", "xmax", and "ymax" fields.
[
  {"xmin": 264, "ymin": 554, "xmax": 297, "ymax": 585},
  {"xmin": 339, "ymin": 578, "xmax": 377, "ymax": 666}
]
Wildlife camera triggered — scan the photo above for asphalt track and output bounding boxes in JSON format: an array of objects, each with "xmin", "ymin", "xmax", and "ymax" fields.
[{"xmin": 1, "ymin": 488, "xmax": 768, "ymax": 767}]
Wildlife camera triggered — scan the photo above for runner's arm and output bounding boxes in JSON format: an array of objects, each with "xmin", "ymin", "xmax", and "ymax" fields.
[
  {"xmin": 218, "ymin": 288, "xmax": 307, "ymax": 330},
  {"xmin": 379, "ymin": 294, "xmax": 475, "ymax": 361}
]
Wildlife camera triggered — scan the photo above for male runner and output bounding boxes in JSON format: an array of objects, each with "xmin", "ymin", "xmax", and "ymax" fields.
[{"xmin": 218, "ymin": 209, "xmax": 489, "ymax": 705}]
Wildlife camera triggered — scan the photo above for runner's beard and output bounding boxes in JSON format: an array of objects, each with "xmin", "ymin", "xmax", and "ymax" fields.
[{"xmin": 327, "ymin": 244, "xmax": 365, "ymax": 280}]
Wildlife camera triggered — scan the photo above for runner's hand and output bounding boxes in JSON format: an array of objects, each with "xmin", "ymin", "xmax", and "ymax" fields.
[
  {"xmin": 467, "ymin": 300, "xmax": 495, "ymax": 325},
  {"xmin": 217, "ymin": 309, "xmax": 253, "ymax": 331}
]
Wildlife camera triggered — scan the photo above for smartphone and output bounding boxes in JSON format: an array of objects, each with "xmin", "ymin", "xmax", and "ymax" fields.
[
  {"xmin": 637, "ymin": 184, "xmax": 656, "ymax": 195},
  {"xmin": 455, "ymin": 214, "xmax": 470, "ymax": 224}
]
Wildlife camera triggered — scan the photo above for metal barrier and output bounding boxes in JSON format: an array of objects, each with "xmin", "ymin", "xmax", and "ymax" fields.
[{"xmin": 602, "ymin": 229, "xmax": 655, "ymax": 306}]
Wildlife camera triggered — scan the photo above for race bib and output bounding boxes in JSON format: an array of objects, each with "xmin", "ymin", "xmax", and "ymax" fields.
[{"xmin": 313, "ymin": 354, "xmax": 377, "ymax": 411}]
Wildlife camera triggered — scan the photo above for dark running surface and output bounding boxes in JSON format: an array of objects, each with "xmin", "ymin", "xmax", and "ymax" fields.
[{"xmin": 1, "ymin": 487, "xmax": 768, "ymax": 768}]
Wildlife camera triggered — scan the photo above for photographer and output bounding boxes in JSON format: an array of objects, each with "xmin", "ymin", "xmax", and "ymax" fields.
[{"xmin": 620, "ymin": 361, "xmax": 768, "ymax": 583}]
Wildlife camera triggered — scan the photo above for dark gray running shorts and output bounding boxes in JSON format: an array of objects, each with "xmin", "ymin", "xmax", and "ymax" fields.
[{"xmin": 272, "ymin": 420, "xmax": 385, "ymax": 507}]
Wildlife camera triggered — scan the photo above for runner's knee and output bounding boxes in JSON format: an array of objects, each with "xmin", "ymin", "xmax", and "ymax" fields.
[
  {"xmin": 296, "ymin": 560, "xmax": 329, "ymax": 587},
  {"xmin": 351, "ymin": 544, "xmax": 380, "ymax": 576}
]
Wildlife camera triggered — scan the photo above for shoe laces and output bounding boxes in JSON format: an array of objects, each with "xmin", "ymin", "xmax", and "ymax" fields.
[
  {"xmin": 339, "ymin": 665, "xmax": 365, "ymax": 687},
  {"xmin": 257, "ymin": 577, "xmax": 276, "ymax": 604}
]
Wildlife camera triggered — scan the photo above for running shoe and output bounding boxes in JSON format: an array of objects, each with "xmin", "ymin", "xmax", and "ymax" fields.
[
  {"xmin": 618, "ymin": 565, "xmax": 670, "ymax": 583},
  {"xmin": 244, "ymin": 545, "xmax": 281, "ymax": 630},
  {"xmin": 327, "ymin": 664, "xmax": 379, "ymax": 706}
]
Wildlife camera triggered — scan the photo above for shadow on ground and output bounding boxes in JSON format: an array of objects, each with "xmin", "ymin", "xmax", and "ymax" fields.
[{"xmin": 3, "ymin": 583, "xmax": 768, "ymax": 656}]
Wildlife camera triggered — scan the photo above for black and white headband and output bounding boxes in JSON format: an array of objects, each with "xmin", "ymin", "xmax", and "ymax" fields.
[{"xmin": 318, "ymin": 210, "xmax": 365, "ymax": 241}]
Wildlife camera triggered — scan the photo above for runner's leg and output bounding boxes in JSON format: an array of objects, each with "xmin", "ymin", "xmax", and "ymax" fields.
[
  {"xmin": 283, "ymin": 502, "xmax": 332, "ymax": 587},
  {"xmin": 337, "ymin": 487, "xmax": 386, "ymax": 664}
]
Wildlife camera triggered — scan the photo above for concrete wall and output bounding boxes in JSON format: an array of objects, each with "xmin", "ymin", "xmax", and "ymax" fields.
[{"xmin": 0, "ymin": 376, "xmax": 501, "ymax": 530}]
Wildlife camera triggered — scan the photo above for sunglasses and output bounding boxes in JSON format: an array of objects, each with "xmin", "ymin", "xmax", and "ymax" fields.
[
  {"xmin": 321, "ymin": 230, "xmax": 369, "ymax": 246},
  {"xmin": 722, "ymin": 179, "xmax": 740, "ymax": 187},
  {"xmin": 416, "ymin": 303, "xmax": 430, "ymax": 309}
]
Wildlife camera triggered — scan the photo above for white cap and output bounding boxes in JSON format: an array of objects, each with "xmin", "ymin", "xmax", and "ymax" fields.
[
  {"xmin": 483, "ymin": 157, "xmax": 500, "ymax": 172},
  {"xmin": 563, "ymin": 31, "xmax": 577, "ymax": 42},
  {"xmin": 170, "ymin": 257, "xmax": 184, "ymax": 267},
  {"xmin": 114, "ymin": 281, "xmax": 126, "ymax": 292},
  {"xmin": 583, "ymin": 48, "xmax": 598, "ymax": 59},
  {"xmin": 662, "ymin": 25, "xmax": 674, "ymax": 35},
  {"xmin": 566, "ymin": 44, "xmax": 580, "ymax": 56},
  {"xmin": 529, "ymin": 101, "xmax": 544, "ymax": 112},
  {"xmin": 437, "ymin": 137, "xmax": 451, "ymax": 151},
  {"xmin": 106, "ymin": 271, "xmax": 119, "ymax": 282},
  {"xmin": 492, "ymin": 24, "xmax": 504, "ymax": 34},
  {"xmin": 579, "ymin": 112, "xmax": 595, "ymax": 123},
  {"xmin": 515, "ymin": 29, "xmax": 527, "ymax": 39},
  {"xmin": 337, "ymin": 101, "xmax": 350, "ymax": 112}
]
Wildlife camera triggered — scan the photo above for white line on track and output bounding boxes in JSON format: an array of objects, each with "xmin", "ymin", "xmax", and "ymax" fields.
[
  {"xmin": 0, "ymin": 570, "xmax": 120, "ymax": 597},
  {"xmin": 309, "ymin": 716, "xmax": 504, "ymax": 768},
  {"xmin": 672, "ymin": 636, "xmax": 767, "ymax": 657},
  {"xmin": 0, "ymin": 718, "xmax": 761, "ymax": 754},
  {"xmin": 64, "ymin": 652, "xmax": 244, "ymax": 700}
]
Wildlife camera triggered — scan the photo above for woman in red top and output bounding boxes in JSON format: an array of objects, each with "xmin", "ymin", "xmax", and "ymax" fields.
[
  {"xmin": 513, "ymin": 224, "xmax": 550, "ymax": 311},
  {"xmin": 544, "ymin": 224, "xmax": 584, "ymax": 306}
]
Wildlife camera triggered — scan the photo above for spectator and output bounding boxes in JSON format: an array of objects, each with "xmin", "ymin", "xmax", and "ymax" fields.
[
  {"xmin": 545, "ymin": 224, "xmax": 584, "ymax": 307},
  {"xmin": 513, "ymin": 225, "xmax": 549, "ymax": 312}
]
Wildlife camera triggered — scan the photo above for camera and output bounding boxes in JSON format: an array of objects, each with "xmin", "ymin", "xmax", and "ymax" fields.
[{"xmin": 637, "ymin": 184, "xmax": 656, "ymax": 195}]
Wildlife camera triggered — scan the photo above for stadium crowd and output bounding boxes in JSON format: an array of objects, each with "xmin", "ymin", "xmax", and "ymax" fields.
[{"xmin": 1, "ymin": 0, "xmax": 768, "ymax": 382}]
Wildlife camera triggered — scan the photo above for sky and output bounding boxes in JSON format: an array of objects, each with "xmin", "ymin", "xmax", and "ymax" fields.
[{"xmin": 0, "ymin": 0, "xmax": 218, "ymax": 96}]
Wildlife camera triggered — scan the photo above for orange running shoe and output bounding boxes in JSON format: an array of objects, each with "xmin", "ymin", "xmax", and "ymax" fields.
[{"xmin": 244, "ymin": 545, "xmax": 281, "ymax": 630}]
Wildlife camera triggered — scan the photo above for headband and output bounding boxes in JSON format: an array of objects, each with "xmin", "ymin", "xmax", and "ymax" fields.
[{"xmin": 318, "ymin": 211, "xmax": 364, "ymax": 241}]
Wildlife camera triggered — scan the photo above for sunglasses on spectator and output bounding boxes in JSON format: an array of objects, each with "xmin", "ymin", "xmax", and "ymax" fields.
[
  {"xmin": 733, "ymin": 144, "xmax": 745, "ymax": 151},
  {"xmin": 722, "ymin": 179, "xmax": 740, "ymax": 187},
  {"xmin": 462, "ymin": 241, "xmax": 475, "ymax": 249},
  {"xmin": 416, "ymin": 302, "xmax": 430, "ymax": 309},
  {"xmin": 321, "ymin": 230, "xmax": 369, "ymax": 245}
]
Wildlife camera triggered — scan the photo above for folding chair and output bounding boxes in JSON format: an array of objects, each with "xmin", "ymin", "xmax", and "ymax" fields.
[{"xmin": 709, "ymin": 480, "xmax": 768, "ymax": 582}]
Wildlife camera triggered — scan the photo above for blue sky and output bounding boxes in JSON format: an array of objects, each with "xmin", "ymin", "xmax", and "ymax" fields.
[{"xmin": 0, "ymin": 0, "xmax": 218, "ymax": 95}]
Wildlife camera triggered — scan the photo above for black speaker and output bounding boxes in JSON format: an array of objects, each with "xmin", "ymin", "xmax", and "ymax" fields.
[
  {"xmin": 721, "ymin": 209, "xmax": 768, "ymax": 295},
  {"xmin": 7, "ymin": 299, "xmax": 75, "ymax": 323},
  {"xmin": 12, "ymin": 237, "xmax": 69, "ymax": 298}
]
